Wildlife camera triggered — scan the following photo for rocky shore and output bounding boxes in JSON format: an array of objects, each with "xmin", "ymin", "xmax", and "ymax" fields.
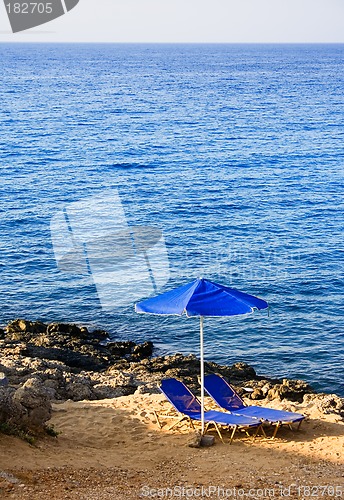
[{"xmin": 1, "ymin": 319, "xmax": 344, "ymax": 436}]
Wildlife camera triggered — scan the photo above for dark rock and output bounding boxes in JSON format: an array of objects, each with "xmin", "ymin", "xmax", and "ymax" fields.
[
  {"xmin": 235, "ymin": 379, "xmax": 275, "ymax": 399},
  {"xmin": 259, "ymin": 381, "xmax": 275, "ymax": 397},
  {"xmin": 229, "ymin": 362, "xmax": 257, "ymax": 380},
  {"xmin": 147, "ymin": 354, "xmax": 200, "ymax": 374},
  {"xmin": 0, "ymin": 372, "xmax": 8, "ymax": 387},
  {"xmin": 90, "ymin": 329, "xmax": 109, "ymax": 342},
  {"xmin": 267, "ymin": 379, "xmax": 313, "ymax": 402},
  {"xmin": 65, "ymin": 380, "xmax": 94, "ymax": 401},
  {"xmin": 106, "ymin": 340, "xmax": 153, "ymax": 361},
  {"xmin": 201, "ymin": 435, "xmax": 215, "ymax": 447},
  {"xmin": 47, "ymin": 323, "xmax": 88, "ymax": 339},
  {"xmin": 6, "ymin": 319, "xmax": 47, "ymax": 341},
  {"xmin": 0, "ymin": 319, "xmax": 323, "ymax": 415},
  {"xmin": 250, "ymin": 388, "xmax": 264, "ymax": 400},
  {"xmin": 107, "ymin": 341, "xmax": 136, "ymax": 358},
  {"xmin": 7, "ymin": 319, "xmax": 47, "ymax": 334},
  {"xmin": 12, "ymin": 378, "xmax": 52, "ymax": 430},
  {"xmin": 188, "ymin": 431, "xmax": 202, "ymax": 448},
  {"xmin": 22, "ymin": 345, "xmax": 108, "ymax": 372},
  {"xmin": 90, "ymin": 369, "xmax": 136, "ymax": 399},
  {"xmin": 92, "ymin": 383, "xmax": 136, "ymax": 399},
  {"xmin": 134, "ymin": 382, "xmax": 161, "ymax": 395},
  {"xmin": 303, "ymin": 393, "xmax": 344, "ymax": 417},
  {"xmin": 131, "ymin": 341, "xmax": 153, "ymax": 360},
  {"xmin": 205, "ymin": 361, "xmax": 257, "ymax": 383},
  {"xmin": 127, "ymin": 354, "xmax": 259, "ymax": 395},
  {"xmin": 0, "ymin": 387, "xmax": 19, "ymax": 426},
  {"xmin": 0, "ymin": 471, "xmax": 20, "ymax": 485}
]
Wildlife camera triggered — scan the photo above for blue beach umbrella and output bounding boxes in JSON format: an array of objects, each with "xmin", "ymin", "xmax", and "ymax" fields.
[{"xmin": 135, "ymin": 277, "xmax": 268, "ymax": 434}]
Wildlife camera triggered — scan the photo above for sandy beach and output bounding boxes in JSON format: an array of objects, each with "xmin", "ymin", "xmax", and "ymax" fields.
[{"xmin": 1, "ymin": 393, "xmax": 343, "ymax": 499}]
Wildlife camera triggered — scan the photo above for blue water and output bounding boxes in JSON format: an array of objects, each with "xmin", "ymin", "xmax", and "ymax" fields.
[{"xmin": 0, "ymin": 43, "xmax": 343, "ymax": 395}]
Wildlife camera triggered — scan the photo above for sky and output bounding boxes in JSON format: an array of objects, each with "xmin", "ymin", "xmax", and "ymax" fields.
[{"xmin": 0, "ymin": 0, "xmax": 344, "ymax": 43}]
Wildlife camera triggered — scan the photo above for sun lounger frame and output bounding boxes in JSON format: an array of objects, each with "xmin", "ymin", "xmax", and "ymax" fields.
[
  {"xmin": 204, "ymin": 373, "xmax": 305, "ymax": 439},
  {"xmin": 156, "ymin": 378, "xmax": 264, "ymax": 444}
]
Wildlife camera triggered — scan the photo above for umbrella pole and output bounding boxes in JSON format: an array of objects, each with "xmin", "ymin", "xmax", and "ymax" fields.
[{"xmin": 200, "ymin": 315, "xmax": 205, "ymax": 435}]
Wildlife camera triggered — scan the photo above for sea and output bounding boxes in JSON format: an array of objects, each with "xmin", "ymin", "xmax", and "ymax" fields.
[{"xmin": 0, "ymin": 43, "xmax": 343, "ymax": 396}]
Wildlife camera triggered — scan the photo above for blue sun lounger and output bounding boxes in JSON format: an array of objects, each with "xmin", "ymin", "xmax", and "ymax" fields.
[
  {"xmin": 157, "ymin": 378, "xmax": 262, "ymax": 444},
  {"xmin": 204, "ymin": 373, "xmax": 305, "ymax": 438}
]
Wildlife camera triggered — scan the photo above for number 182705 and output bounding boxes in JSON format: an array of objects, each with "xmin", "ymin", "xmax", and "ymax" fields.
[{"xmin": 6, "ymin": 3, "xmax": 53, "ymax": 14}]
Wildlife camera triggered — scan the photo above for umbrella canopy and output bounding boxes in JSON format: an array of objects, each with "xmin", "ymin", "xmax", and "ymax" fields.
[{"xmin": 135, "ymin": 277, "xmax": 268, "ymax": 433}]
